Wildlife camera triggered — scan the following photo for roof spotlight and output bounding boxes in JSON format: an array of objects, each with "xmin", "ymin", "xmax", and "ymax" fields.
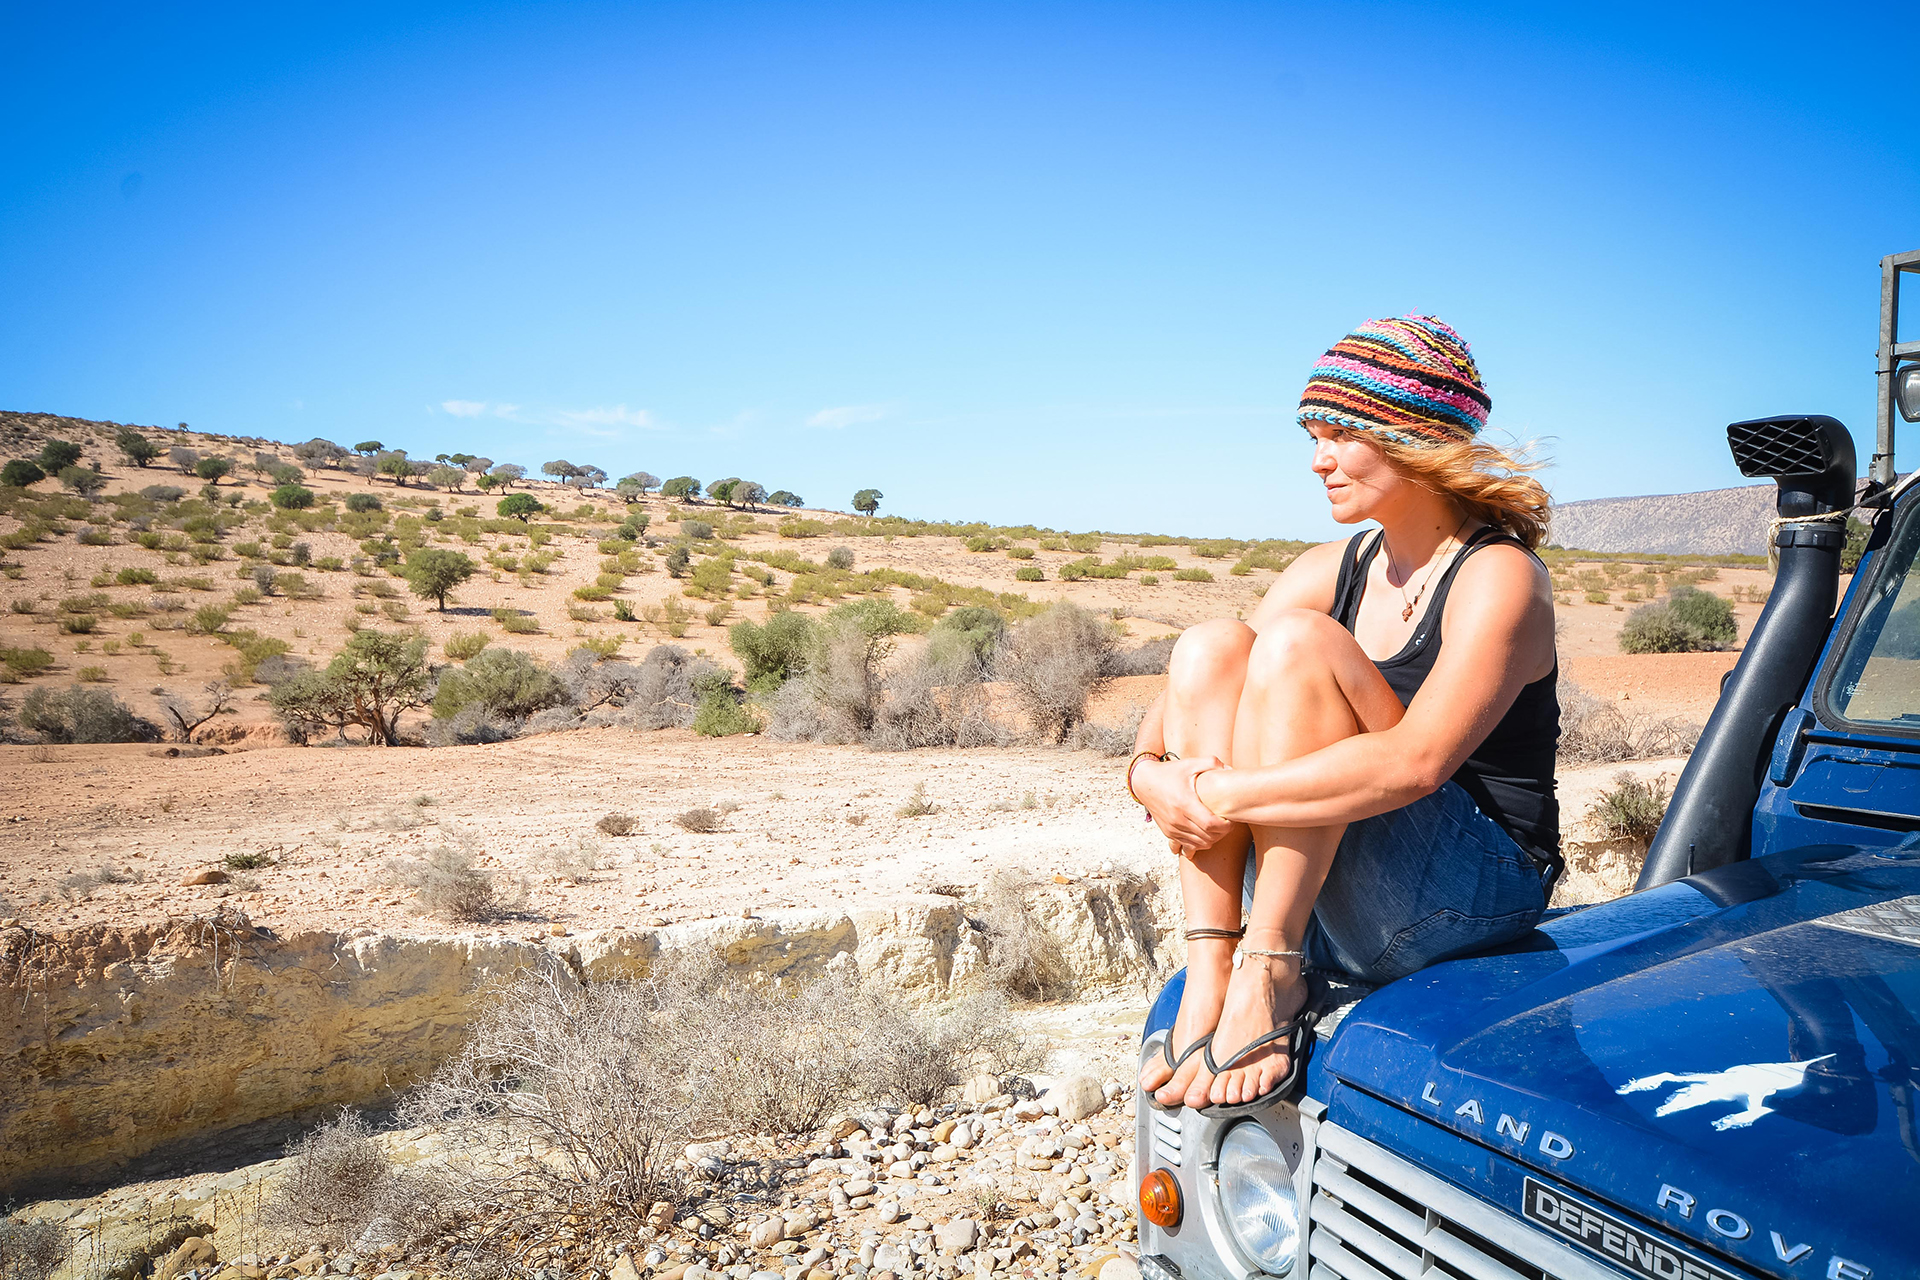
[{"xmin": 1897, "ymin": 363, "xmax": 1920, "ymax": 424}]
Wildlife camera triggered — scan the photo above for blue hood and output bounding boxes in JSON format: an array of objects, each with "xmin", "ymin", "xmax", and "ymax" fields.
[{"xmin": 1324, "ymin": 842, "xmax": 1920, "ymax": 1278}]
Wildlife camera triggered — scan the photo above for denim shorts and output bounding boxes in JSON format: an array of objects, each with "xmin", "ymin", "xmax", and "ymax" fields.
[{"xmin": 1249, "ymin": 782, "xmax": 1549, "ymax": 984}]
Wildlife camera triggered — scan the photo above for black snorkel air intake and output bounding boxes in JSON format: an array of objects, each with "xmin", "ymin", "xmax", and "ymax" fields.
[{"xmin": 1635, "ymin": 415, "xmax": 1856, "ymax": 889}]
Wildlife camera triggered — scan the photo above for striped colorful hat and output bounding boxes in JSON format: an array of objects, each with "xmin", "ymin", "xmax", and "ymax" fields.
[{"xmin": 1297, "ymin": 315, "xmax": 1491, "ymax": 447}]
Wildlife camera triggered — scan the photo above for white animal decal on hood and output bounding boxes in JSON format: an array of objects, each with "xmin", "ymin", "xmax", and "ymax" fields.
[{"xmin": 1616, "ymin": 1055, "xmax": 1835, "ymax": 1130}]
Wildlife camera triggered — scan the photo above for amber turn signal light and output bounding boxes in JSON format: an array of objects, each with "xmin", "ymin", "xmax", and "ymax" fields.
[{"xmin": 1140, "ymin": 1167, "xmax": 1182, "ymax": 1228}]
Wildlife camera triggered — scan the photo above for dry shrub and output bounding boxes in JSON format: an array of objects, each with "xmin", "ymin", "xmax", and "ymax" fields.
[
  {"xmin": 387, "ymin": 841, "xmax": 514, "ymax": 921},
  {"xmin": 978, "ymin": 870, "xmax": 1072, "ymax": 1000},
  {"xmin": 993, "ymin": 602, "xmax": 1118, "ymax": 742},
  {"xmin": 1070, "ymin": 699, "xmax": 1149, "ymax": 756},
  {"xmin": 257, "ymin": 1110, "xmax": 450, "ymax": 1253},
  {"xmin": 1558, "ymin": 675, "xmax": 1700, "ymax": 764},
  {"xmin": 1105, "ymin": 634, "xmax": 1176, "ymax": 677},
  {"xmin": 596, "ymin": 812, "xmax": 637, "ymax": 836},
  {"xmin": 675, "ymin": 807, "xmax": 724, "ymax": 833},
  {"xmin": 620, "ymin": 645, "xmax": 723, "ymax": 730},
  {"xmin": 869, "ymin": 649, "xmax": 1011, "ymax": 751},
  {"xmin": 0, "ymin": 1217, "xmax": 69, "ymax": 1280},
  {"xmin": 895, "ymin": 782, "xmax": 938, "ymax": 817},
  {"xmin": 539, "ymin": 836, "xmax": 603, "ymax": 885},
  {"xmin": 401, "ymin": 965, "xmax": 696, "ymax": 1244},
  {"xmin": 860, "ymin": 988, "xmax": 1046, "ymax": 1109}
]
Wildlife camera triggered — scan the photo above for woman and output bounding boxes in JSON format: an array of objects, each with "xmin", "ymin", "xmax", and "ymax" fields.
[{"xmin": 1130, "ymin": 314, "xmax": 1559, "ymax": 1117}]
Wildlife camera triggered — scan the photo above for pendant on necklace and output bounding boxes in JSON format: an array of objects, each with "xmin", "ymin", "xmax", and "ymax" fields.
[{"xmin": 1401, "ymin": 602, "xmax": 1414, "ymax": 622}]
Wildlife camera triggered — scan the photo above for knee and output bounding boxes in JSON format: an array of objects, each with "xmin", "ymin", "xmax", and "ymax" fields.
[
  {"xmin": 1245, "ymin": 610, "xmax": 1344, "ymax": 687},
  {"xmin": 1168, "ymin": 619, "xmax": 1254, "ymax": 690}
]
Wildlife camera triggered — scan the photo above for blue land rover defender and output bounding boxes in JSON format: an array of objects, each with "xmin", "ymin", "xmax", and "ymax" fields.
[{"xmin": 1134, "ymin": 250, "xmax": 1920, "ymax": 1280}]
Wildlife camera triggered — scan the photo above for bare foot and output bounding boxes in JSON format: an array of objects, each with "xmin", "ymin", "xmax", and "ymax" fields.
[
  {"xmin": 1138, "ymin": 938, "xmax": 1235, "ymax": 1106},
  {"xmin": 1183, "ymin": 940, "xmax": 1308, "ymax": 1110}
]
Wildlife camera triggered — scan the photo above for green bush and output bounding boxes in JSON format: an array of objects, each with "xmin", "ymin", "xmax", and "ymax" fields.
[
  {"xmin": 37, "ymin": 439, "xmax": 83, "ymax": 473},
  {"xmin": 680, "ymin": 519, "xmax": 714, "ymax": 540},
  {"xmin": 1618, "ymin": 604, "xmax": 1700, "ymax": 653},
  {"xmin": 1014, "ymin": 565, "xmax": 1045, "ymax": 582},
  {"xmin": 432, "ymin": 647, "xmax": 567, "ymax": 721},
  {"xmin": 664, "ymin": 544, "xmax": 691, "ymax": 578},
  {"xmin": 188, "ymin": 603, "xmax": 233, "ymax": 635},
  {"xmin": 493, "ymin": 609, "xmax": 540, "ymax": 634},
  {"xmin": 1, "ymin": 459, "xmax": 45, "ymax": 487},
  {"xmin": 1667, "ymin": 585, "xmax": 1737, "ymax": 646},
  {"xmin": 1006, "ymin": 546, "xmax": 1035, "ymax": 560},
  {"xmin": 58, "ymin": 614, "xmax": 97, "ymax": 634},
  {"xmin": 443, "ymin": 629, "xmax": 491, "ymax": 661},
  {"xmin": 345, "ymin": 492, "xmax": 383, "ymax": 513},
  {"xmin": 692, "ymin": 679, "xmax": 759, "ymax": 737},
  {"xmin": 730, "ymin": 611, "xmax": 817, "ymax": 689},
  {"xmin": 115, "ymin": 566, "xmax": 158, "ymax": 585},
  {"xmin": 1173, "ymin": 567, "xmax": 1214, "ymax": 582},
  {"xmin": 826, "ymin": 545, "xmax": 855, "ymax": 571},
  {"xmin": 0, "ymin": 646, "xmax": 54, "ymax": 678},
  {"xmin": 271, "ymin": 483, "xmax": 316, "ymax": 509}
]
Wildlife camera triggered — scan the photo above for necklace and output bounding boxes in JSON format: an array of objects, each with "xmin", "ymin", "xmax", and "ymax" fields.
[{"xmin": 1383, "ymin": 515, "xmax": 1471, "ymax": 623}]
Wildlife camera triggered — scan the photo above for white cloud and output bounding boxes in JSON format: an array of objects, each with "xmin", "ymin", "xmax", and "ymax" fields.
[
  {"xmin": 806, "ymin": 403, "xmax": 889, "ymax": 430},
  {"xmin": 492, "ymin": 403, "xmax": 521, "ymax": 418},
  {"xmin": 442, "ymin": 399, "xmax": 488, "ymax": 417},
  {"xmin": 550, "ymin": 404, "xmax": 656, "ymax": 433}
]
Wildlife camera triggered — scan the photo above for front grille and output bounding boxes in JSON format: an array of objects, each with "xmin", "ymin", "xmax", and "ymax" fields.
[{"xmin": 1306, "ymin": 1125, "xmax": 1625, "ymax": 1280}]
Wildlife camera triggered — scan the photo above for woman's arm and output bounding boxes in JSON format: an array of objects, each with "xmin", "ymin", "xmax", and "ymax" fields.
[{"xmin": 1193, "ymin": 544, "xmax": 1554, "ymax": 829}]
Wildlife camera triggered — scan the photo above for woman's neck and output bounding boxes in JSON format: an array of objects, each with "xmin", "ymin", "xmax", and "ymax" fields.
[{"xmin": 1374, "ymin": 497, "xmax": 1471, "ymax": 586}]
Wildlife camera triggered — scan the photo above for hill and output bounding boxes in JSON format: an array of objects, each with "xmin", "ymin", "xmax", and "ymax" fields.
[{"xmin": 1548, "ymin": 484, "xmax": 1776, "ymax": 555}]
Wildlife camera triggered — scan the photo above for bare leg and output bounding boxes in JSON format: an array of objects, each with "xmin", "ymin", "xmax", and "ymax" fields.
[
  {"xmin": 1137, "ymin": 620, "xmax": 1257, "ymax": 1106},
  {"xmin": 1184, "ymin": 610, "xmax": 1407, "ymax": 1109}
]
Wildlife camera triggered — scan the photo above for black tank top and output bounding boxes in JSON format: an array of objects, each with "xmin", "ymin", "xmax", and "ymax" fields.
[{"xmin": 1331, "ymin": 526, "xmax": 1562, "ymax": 875}]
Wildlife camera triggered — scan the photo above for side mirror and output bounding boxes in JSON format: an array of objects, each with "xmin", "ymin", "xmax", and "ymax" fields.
[{"xmin": 1726, "ymin": 414, "xmax": 1857, "ymax": 517}]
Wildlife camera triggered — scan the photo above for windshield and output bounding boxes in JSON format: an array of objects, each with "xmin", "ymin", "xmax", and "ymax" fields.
[{"xmin": 1826, "ymin": 497, "xmax": 1920, "ymax": 732}]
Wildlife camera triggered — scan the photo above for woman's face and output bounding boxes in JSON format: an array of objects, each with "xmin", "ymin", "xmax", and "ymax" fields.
[{"xmin": 1306, "ymin": 420, "xmax": 1403, "ymax": 524}]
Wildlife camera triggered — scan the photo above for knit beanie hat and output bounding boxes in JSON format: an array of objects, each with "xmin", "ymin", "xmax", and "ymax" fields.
[{"xmin": 1297, "ymin": 315, "xmax": 1491, "ymax": 447}]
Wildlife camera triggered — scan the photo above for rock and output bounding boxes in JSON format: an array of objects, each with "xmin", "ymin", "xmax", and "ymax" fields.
[
  {"xmin": 1011, "ymin": 1099, "xmax": 1045, "ymax": 1120},
  {"xmin": 611, "ymin": 1257, "xmax": 643, "ymax": 1280},
  {"xmin": 932, "ymin": 1119, "xmax": 958, "ymax": 1143},
  {"xmin": 153, "ymin": 1237, "xmax": 218, "ymax": 1280},
  {"xmin": 180, "ymin": 868, "xmax": 230, "ymax": 886},
  {"xmin": 329, "ymin": 1256, "xmax": 359, "ymax": 1275},
  {"xmin": 962, "ymin": 1073, "xmax": 1000, "ymax": 1104},
  {"xmin": 702, "ymin": 1205, "xmax": 737, "ymax": 1228},
  {"xmin": 951, "ymin": 1123, "xmax": 976, "ymax": 1151},
  {"xmin": 1048, "ymin": 1075, "xmax": 1106, "ymax": 1122},
  {"xmin": 876, "ymin": 1200, "xmax": 904, "ymax": 1224},
  {"xmin": 830, "ymin": 1116, "xmax": 862, "ymax": 1141},
  {"xmin": 1030, "ymin": 1213, "xmax": 1060, "ymax": 1230},
  {"xmin": 846, "ymin": 1178, "xmax": 876, "ymax": 1198},
  {"xmin": 689, "ymin": 1140, "xmax": 734, "ymax": 1163},
  {"xmin": 935, "ymin": 1219, "xmax": 979, "ymax": 1255},
  {"xmin": 889, "ymin": 1160, "xmax": 915, "ymax": 1178},
  {"xmin": 650, "ymin": 1200, "xmax": 677, "ymax": 1227},
  {"xmin": 749, "ymin": 1271, "xmax": 786, "ymax": 1280},
  {"xmin": 873, "ymin": 1244, "xmax": 912, "ymax": 1272},
  {"xmin": 750, "ymin": 1218, "xmax": 789, "ymax": 1247},
  {"xmin": 1098, "ymin": 1257, "xmax": 1141, "ymax": 1280},
  {"xmin": 786, "ymin": 1209, "xmax": 819, "ymax": 1234}
]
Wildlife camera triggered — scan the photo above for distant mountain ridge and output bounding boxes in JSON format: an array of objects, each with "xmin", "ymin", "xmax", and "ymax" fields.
[{"xmin": 1547, "ymin": 484, "xmax": 1777, "ymax": 556}]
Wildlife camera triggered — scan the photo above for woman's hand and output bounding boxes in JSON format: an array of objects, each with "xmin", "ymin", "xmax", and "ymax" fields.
[{"xmin": 1135, "ymin": 755, "xmax": 1234, "ymax": 855}]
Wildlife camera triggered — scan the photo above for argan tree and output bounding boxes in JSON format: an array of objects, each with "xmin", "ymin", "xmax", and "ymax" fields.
[
  {"xmin": 426, "ymin": 465, "xmax": 466, "ymax": 492},
  {"xmin": 662, "ymin": 476, "xmax": 701, "ymax": 501},
  {"xmin": 403, "ymin": 548, "xmax": 477, "ymax": 611},
  {"xmin": 498, "ymin": 493, "xmax": 543, "ymax": 522},
  {"xmin": 117, "ymin": 428, "xmax": 160, "ymax": 468},
  {"xmin": 269, "ymin": 629, "xmax": 430, "ymax": 746},
  {"xmin": 375, "ymin": 451, "xmax": 414, "ymax": 485},
  {"xmin": 59, "ymin": 465, "xmax": 106, "ymax": 497},
  {"xmin": 354, "ymin": 440, "xmax": 385, "ymax": 455},
  {"xmin": 195, "ymin": 456, "xmax": 235, "ymax": 485},
  {"xmin": 38, "ymin": 439, "xmax": 83, "ymax": 473},
  {"xmin": 852, "ymin": 488, "xmax": 883, "ymax": 516}
]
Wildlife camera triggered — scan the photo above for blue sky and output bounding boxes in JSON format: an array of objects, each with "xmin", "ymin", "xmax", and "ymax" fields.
[{"xmin": 3, "ymin": 2, "xmax": 1915, "ymax": 539}]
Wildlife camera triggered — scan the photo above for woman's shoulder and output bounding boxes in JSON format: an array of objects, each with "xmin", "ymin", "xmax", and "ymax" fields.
[{"xmin": 1457, "ymin": 533, "xmax": 1551, "ymax": 590}]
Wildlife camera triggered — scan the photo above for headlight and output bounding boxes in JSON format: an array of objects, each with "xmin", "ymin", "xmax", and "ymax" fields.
[
  {"xmin": 1217, "ymin": 1122, "xmax": 1300, "ymax": 1275},
  {"xmin": 1898, "ymin": 364, "xmax": 1920, "ymax": 423}
]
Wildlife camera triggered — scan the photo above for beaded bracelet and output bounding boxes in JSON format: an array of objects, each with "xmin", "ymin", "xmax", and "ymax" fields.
[{"xmin": 1125, "ymin": 751, "xmax": 1163, "ymax": 805}]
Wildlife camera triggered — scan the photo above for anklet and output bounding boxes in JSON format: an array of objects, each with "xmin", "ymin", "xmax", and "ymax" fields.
[
  {"xmin": 1184, "ymin": 926, "xmax": 1245, "ymax": 941},
  {"xmin": 1233, "ymin": 947, "xmax": 1303, "ymax": 969}
]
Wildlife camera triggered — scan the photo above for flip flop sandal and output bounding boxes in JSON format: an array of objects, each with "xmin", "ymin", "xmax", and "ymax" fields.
[
  {"xmin": 1197, "ymin": 977, "xmax": 1327, "ymax": 1119},
  {"xmin": 1146, "ymin": 1033, "xmax": 1215, "ymax": 1112}
]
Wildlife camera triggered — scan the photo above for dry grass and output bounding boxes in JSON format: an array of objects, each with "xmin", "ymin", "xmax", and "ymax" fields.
[
  {"xmin": 978, "ymin": 870, "xmax": 1073, "ymax": 1001},
  {"xmin": 1558, "ymin": 675, "xmax": 1700, "ymax": 765},
  {"xmin": 257, "ymin": 1110, "xmax": 451, "ymax": 1253},
  {"xmin": 596, "ymin": 811, "xmax": 637, "ymax": 836},
  {"xmin": 0, "ymin": 1216, "xmax": 70, "ymax": 1280}
]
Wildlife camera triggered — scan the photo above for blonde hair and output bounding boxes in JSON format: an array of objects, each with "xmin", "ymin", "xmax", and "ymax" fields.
[{"xmin": 1377, "ymin": 435, "xmax": 1553, "ymax": 549}]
